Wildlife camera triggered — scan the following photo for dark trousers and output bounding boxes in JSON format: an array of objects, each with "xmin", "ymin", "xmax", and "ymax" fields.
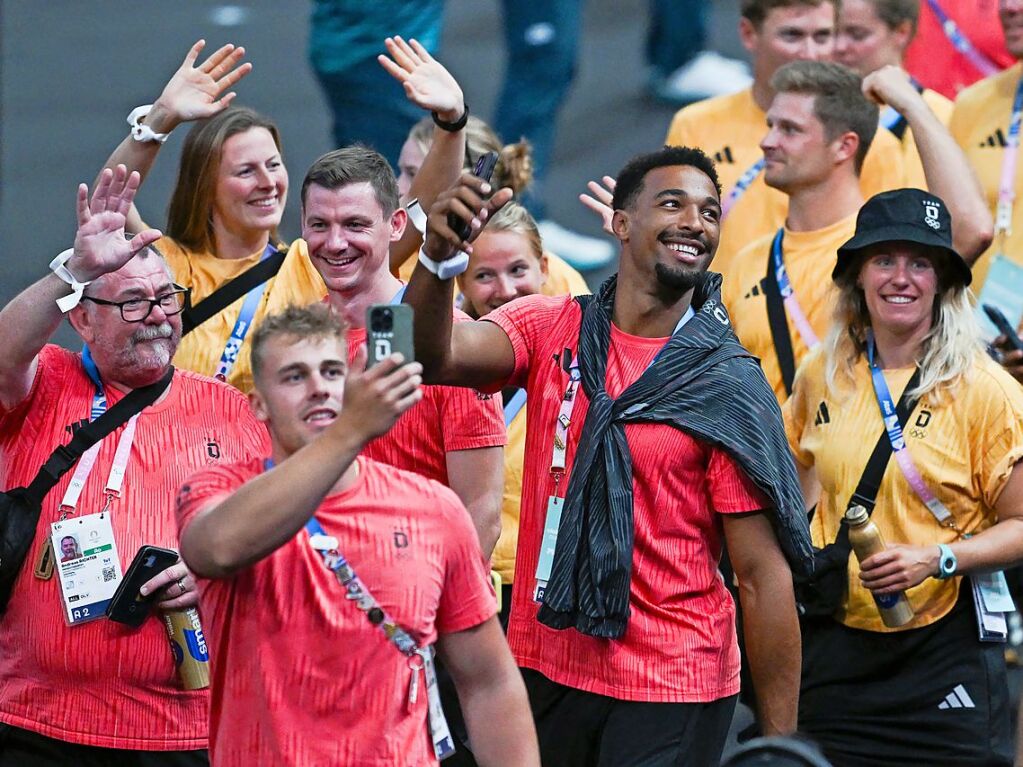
[
  {"xmin": 800, "ymin": 590, "xmax": 1012, "ymax": 766},
  {"xmin": 522, "ymin": 668, "xmax": 737, "ymax": 767},
  {"xmin": 0, "ymin": 723, "xmax": 207, "ymax": 767},
  {"xmin": 646, "ymin": 0, "xmax": 708, "ymax": 75}
]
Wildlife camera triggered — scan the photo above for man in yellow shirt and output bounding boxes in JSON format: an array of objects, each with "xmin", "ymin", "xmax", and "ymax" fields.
[
  {"xmin": 722, "ymin": 61, "xmax": 991, "ymax": 402},
  {"xmin": 664, "ymin": 0, "xmax": 906, "ymax": 275},
  {"xmin": 834, "ymin": 0, "xmax": 954, "ymax": 188},
  {"xmin": 950, "ymin": 1, "xmax": 1023, "ymax": 308}
]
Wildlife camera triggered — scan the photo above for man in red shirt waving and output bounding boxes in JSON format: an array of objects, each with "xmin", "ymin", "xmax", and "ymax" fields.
[
  {"xmin": 177, "ymin": 304, "xmax": 539, "ymax": 767},
  {"xmin": 405, "ymin": 146, "xmax": 813, "ymax": 766}
]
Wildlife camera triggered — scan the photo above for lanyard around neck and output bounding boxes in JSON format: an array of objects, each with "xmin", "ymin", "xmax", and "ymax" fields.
[
  {"xmin": 721, "ymin": 158, "xmax": 765, "ymax": 220},
  {"xmin": 995, "ymin": 77, "xmax": 1023, "ymax": 239},
  {"xmin": 865, "ymin": 333, "xmax": 954, "ymax": 527},
  {"xmin": 770, "ymin": 229, "xmax": 820, "ymax": 350},
  {"xmin": 214, "ymin": 243, "xmax": 278, "ymax": 382},
  {"xmin": 549, "ymin": 305, "xmax": 696, "ymax": 478},
  {"xmin": 60, "ymin": 354, "xmax": 140, "ymax": 514},
  {"xmin": 923, "ymin": 0, "xmax": 999, "ymax": 78}
]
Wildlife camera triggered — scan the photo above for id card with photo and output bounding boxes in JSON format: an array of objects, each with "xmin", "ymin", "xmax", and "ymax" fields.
[{"xmin": 51, "ymin": 512, "xmax": 123, "ymax": 625}]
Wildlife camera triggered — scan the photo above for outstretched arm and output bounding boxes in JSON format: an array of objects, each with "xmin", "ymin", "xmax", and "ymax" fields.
[
  {"xmin": 863, "ymin": 66, "xmax": 993, "ymax": 262},
  {"xmin": 0, "ymin": 166, "xmax": 161, "ymax": 410},
  {"xmin": 378, "ymin": 36, "xmax": 468, "ymax": 272},
  {"xmin": 404, "ymin": 173, "xmax": 517, "ymax": 388},
  {"xmin": 180, "ymin": 352, "xmax": 422, "ymax": 578},
  {"xmin": 97, "ymin": 40, "xmax": 251, "ymax": 233},
  {"xmin": 724, "ymin": 510, "xmax": 801, "ymax": 736},
  {"xmin": 438, "ymin": 617, "xmax": 541, "ymax": 767}
]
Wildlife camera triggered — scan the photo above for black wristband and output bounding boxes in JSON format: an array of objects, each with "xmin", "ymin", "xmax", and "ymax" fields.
[{"xmin": 432, "ymin": 104, "xmax": 469, "ymax": 132}]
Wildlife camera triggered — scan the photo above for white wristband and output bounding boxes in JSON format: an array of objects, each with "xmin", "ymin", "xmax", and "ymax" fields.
[
  {"xmin": 418, "ymin": 245, "xmax": 469, "ymax": 280},
  {"xmin": 127, "ymin": 104, "xmax": 170, "ymax": 144},
  {"xmin": 49, "ymin": 248, "xmax": 92, "ymax": 312},
  {"xmin": 406, "ymin": 198, "xmax": 428, "ymax": 235}
]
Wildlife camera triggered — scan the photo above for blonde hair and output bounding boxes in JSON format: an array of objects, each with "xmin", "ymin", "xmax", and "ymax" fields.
[
  {"xmin": 480, "ymin": 202, "xmax": 544, "ymax": 261},
  {"xmin": 823, "ymin": 258, "xmax": 983, "ymax": 402},
  {"xmin": 407, "ymin": 115, "xmax": 534, "ymax": 195}
]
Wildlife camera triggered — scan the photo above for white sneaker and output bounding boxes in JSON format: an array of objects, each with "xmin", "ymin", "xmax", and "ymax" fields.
[
  {"xmin": 652, "ymin": 50, "xmax": 753, "ymax": 105},
  {"xmin": 538, "ymin": 220, "xmax": 616, "ymax": 271}
]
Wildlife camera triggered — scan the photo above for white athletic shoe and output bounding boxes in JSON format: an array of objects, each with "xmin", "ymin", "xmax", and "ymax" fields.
[
  {"xmin": 651, "ymin": 50, "xmax": 753, "ymax": 105},
  {"xmin": 538, "ymin": 220, "xmax": 616, "ymax": 271}
]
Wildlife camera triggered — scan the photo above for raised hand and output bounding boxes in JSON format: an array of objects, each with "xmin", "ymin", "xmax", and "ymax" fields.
[
  {"xmin": 149, "ymin": 39, "xmax": 252, "ymax": 131},
  {"xmin": 579, "ymin": 175, "xmax": 617, "ymax": 236},
  {"xmin": 423, "ymin": 173, "xmax": 514, "ymax": 262},
  {"xmin": 70, "ymin": 165, "xmax": 163, "ymax": 282},
  {"xmin": 335, "ymin": 346, "xmax": 423, "ymax": 442},
  {"xmin": 377, "ymin": 36, "xmax": 464, "ymax": 123},
  {"xmin": 862, "ymin": 65, "xmax": 921, "ymax": 116}
]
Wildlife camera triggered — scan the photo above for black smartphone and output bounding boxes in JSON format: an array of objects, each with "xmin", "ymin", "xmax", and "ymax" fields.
[
  {"xmin": 982, "ymin": 303, "xmax": 1023, "ymax": 352},
  {"xmin": 448, "ymin": 150, "xmax": 499, "ymax": 242},
  {"xmin": 106, "ymin": 545, "xmax": 179, "ymax": 627},
  {"xmin": 367, "ymin": 304, "xmax": 415, "ymax": 367}
]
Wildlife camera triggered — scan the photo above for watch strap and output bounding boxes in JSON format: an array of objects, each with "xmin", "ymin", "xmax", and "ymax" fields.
[{"xmin": 417, "ymin": 246, "xmax": 469, "ymax": 280}]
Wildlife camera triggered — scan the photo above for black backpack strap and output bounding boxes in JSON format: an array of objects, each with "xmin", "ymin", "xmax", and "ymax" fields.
[
  {"xmin": 763, "ymin": 236, "xmax": 797, "ymax": 396},
  {"xmin": 22, "ymin": 366, "xmax": 174, "ymax": 505},
  {"xmin": 844, "ymin": 366, "xmax": 923, "ymax": 517},
  {"xmin": 180, "ymin": 247, "xmax": 287, "ymax": 335}
]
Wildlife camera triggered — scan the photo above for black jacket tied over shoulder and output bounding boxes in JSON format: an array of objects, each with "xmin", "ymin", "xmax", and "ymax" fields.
[{"xmin": 535, "ymin": 272, "xmax": 813, "ymax": 639}]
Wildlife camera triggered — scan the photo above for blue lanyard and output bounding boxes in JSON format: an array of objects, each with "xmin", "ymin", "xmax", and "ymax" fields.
[
  {"xmin": 865, "ymin": 335, "xmax": 908, "ymax": 450},
  {"xmin": 503, "ymin": 388, "xmax": 527, "ymax": 426},
  {"xmin": 771, "ymin": 230, "xmax": 795, "ymax": 299},
  {"xmin": 214, "ymin": 243, "xmax": 278, "ymax": 382},
  {"xmin": 722, "ymin": 158, "xmax": 766, "ymax": 219},
  {"xmin": 81, "ymin": 344, "xmax": 107, "ymax": 420},
  {"xmin": 923, "ymin": 0, "xmax": 999, "ymax": 76}
]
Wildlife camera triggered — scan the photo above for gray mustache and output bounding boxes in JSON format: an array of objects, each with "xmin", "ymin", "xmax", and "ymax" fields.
[{"xmin": 132, "ymin": 322, "xmax": 174, "ymax": 342}]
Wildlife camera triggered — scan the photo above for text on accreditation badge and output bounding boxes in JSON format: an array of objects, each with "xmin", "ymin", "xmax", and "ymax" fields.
[{"xmin": 51, "ymin": 512, "xmax": 123, "ymax": 625}]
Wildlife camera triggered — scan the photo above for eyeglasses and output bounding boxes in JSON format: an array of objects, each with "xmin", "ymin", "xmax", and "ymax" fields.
[{"xmin": 81, "ymin": 285, "xmax": 190, "ymax": 323}]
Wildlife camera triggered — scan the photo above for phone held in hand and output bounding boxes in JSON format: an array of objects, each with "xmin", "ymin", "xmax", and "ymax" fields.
[
  {"xmin": 367, "ymin": 304, "xmax": 415, "ymax": 367},
  {"xmin": 448, "ymin": 150, "xmax": 499, "ymax": 241},
  {"xmin": 106, "ymin": 545, "xmax": 179, "ymax": 627},
  {"xmin": 982, "ymin": 303, "xmax": 1023, "ymax": 353}
]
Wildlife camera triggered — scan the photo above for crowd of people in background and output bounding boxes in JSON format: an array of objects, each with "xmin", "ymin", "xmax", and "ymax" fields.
[{"xmin": 4, "ymin": 1, "xmax": 1023, "ymax": 766}]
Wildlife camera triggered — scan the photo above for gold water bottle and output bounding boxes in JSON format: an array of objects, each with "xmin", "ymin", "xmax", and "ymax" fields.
[
  {"xmin": 163, "ymin": 607, "xmax": 210, "ymax": 690},
  {"xmin": 846, "ymin": 505, "xmax": 915, "ymax": 627}
]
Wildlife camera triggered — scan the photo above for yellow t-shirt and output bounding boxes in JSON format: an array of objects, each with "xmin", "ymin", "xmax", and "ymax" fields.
[
  {"xmin": 665, "ymin": 87, "xmax": 906, "ymax": 277},
  {"xmin": 490, "ymin": 255, "xmax": 589, "ymax": 583},
  {"xmin": 784, "ymin": 348, "xmax": 1023, "ymax": 632},
  {"xmin": 160, "ymin": 237, "xmax": 327, "ymax": 393},
  {"xmin": 722, "ymin": 214, "xmax": 856, "ymax": 402},
  {"xmin": 950, "ymin": 62, "xmax": 1023, "ymax": 291},
  {"xmin": 896, "ymin": 88, "xmax": 953, "ymax": 190}
]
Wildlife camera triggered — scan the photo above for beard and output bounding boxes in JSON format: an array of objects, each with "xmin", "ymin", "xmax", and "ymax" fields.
[
  {"xmin": 654, "ymin": 262, "xmax": 701, "ymax": 293},
  {"xmin": 123, "ymin": 321, "xmax": 179, "ymax": 371}
]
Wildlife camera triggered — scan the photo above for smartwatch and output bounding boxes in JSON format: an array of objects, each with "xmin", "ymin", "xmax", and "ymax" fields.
[{"xmin": 936, "ymin": 544, "xmax": 958, "ymax": 579}]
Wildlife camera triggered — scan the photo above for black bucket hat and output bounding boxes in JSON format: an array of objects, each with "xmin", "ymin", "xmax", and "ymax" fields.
[{"xmin": 833, "ymin": 188, "xmax": 972, "ymax": 287}]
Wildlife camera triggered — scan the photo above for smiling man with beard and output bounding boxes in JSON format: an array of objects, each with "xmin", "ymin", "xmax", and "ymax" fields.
[
  {"xmin": 404, "ymin": 146, "xmax": 814, "ymax": 767},
  {"xmin": 0, "ymin": 166, "xmax": 269, "ymax": 764}
]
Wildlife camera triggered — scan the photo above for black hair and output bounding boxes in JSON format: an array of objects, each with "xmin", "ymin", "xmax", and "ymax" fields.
[{"xmin": 612, "ymin": 146, "xmax": 721, "ymax": 212}]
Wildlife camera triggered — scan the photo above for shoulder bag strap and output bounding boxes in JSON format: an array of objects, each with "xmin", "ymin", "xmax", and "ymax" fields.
[
  {"xmin": 22, "ymin": 366, "xmax": 175, "ymax": 505},
  {"xmin": 180, "ymin": 248, "xmax": 287, "ymax": 335},
  {"xmin": 763, "ymin": 241, "xmax": 797, "ymax": 396}
]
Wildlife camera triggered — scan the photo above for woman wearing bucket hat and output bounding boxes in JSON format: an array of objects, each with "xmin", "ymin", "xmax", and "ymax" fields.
[{"xmin": 783, "ymin": 188, "xmax": 1023, "ymax": 765}]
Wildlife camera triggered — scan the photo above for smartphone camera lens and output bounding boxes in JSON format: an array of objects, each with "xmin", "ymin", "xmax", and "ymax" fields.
[{"xmin": 370, "ymin": 308, "xmax": 394, "ymax": 333}]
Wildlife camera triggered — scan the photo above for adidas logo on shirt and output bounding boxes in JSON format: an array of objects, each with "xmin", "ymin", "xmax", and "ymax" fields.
[
  {"xmin": 937, "ymin": 684, "xmax": 976, "ymax": 710},
  {"xmin": 744, "ymin": 279, "xmax": 767, "ymax": 299},
  {"xmin": 814, "ymin": 402, "xmax": 830, "ymax": 426},
  {"xmin": 980, "ymin": 129, "xmax": 1009, "ymax": 148},
  {"xmin": 713, "ymin": 146, "xmax": 736, "ymax": 165}
]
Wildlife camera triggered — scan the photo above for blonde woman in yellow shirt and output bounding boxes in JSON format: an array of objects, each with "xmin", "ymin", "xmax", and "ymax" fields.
[{"xmin": 785, "ymin": 189, "xmax": 1023, "ymax": 766}]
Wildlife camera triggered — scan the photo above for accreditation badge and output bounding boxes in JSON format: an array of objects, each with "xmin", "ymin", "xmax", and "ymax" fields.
[{"xmin": 51, "ymin": 512, "xmax": 123, "ymax": 625}]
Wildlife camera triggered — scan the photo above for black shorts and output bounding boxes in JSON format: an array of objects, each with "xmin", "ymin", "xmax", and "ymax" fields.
[
  {"xmin": 0, "ymin": 723, "xmax": 208, "ymax": 767},
  {"xmin": 522, "ymin": 667, "xmax": 737, "ymax": 767},
  {"xmin": 799, "ymin": 589, "xmax": 1012, "ymax": 766}
]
